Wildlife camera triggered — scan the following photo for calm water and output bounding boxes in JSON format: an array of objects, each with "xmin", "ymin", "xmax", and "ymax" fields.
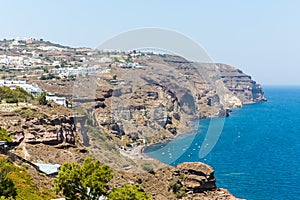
[{"xmin": 144, "ymin": 86, "xmax": 300, "ymax": 200}]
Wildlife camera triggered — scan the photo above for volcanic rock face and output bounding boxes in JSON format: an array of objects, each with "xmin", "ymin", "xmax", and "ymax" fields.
[
  {"xmin": 173, "ymin": 162, "xmax": 240, "ymax": 199},
  {"xmin": 0, "ymin": 109, "xmax": 76, "ymax": 146},
  {"xmin": 23, "ymin": 115, "xmax": 75, "ymax": 145},
  {"xmin": 109, "ymin": 162, "xmax": 240, "ymax": 199},
  {"xmin": 77, "ymin": 54, "xmax": 266, "ymax": 146},
  {"xmin": 34, "ymin": 53, "xmax": 266, "ymax": 148},
  {"xmin": 175, "ymin": 162, "xmax": 216, "ymax": 193},
  {"xmin": 216, "ymin": 63, "xmax": 266, "ymax": 103}
]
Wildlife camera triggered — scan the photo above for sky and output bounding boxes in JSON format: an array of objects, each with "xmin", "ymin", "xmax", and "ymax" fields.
[{"xmin": 0, "ymin": 0, "xmax": 299, "ymax": 85}]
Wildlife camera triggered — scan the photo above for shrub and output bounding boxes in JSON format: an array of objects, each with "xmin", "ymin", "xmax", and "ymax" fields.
[
  {"xmin": 0, "ymin": 86, "xmax": 33, "ymax": 102},
  {"xmin": 5, "ymin": 97, "xmax": 18, "ymax": 104},
  {"xmin": 141, "ymin": 162, "xmax": 154, "ymax": 174},
  {"xmin": 40, "ymin": 74, "xmax": 55, "ymax": 80},
  {"xmin": 36, "ymin": 92, "xmax": 47, "ymax": 105},
  {"xmin": 0, "ymin": 127, "xmax": 12, "ymax": 142},
  {"xmin": 0, "ymin": 175, "xmax": 17, "ymax": 199},
  {"xmin": 0, "ymin": 156, "xmax": 53, "ymax": 200},
  {"xmin": 108, "ymin": 184, "xmax": 151, "ymax": 200},
  {"xmin": 169, "ymin": 174, "xmax": 186, "ymax": 198}
]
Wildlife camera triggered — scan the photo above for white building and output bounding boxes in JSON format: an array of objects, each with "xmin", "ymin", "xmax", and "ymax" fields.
[
  {"xmin": 46, "ymin": 95, "xmax": 67, "ymax": 107},
  {"xmin": 37, "ymin": 46, "xmax": 65, "ymax": 52},
  {"xmin": 51, "ymin": 66, "xmax": 99, "ymax": 77}
]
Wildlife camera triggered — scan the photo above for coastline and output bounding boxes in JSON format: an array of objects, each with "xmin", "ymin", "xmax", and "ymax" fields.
[{"xmin": 137, "ymin": 99, "xmax": 268, "ymax": 162}]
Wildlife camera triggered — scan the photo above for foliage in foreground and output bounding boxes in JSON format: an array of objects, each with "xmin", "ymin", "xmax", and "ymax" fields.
[
  {"xmin": 54, "ymin": 158, "xmax": 113, "ymax": 200},
  {"xmin": 55, "ymin": 158, "xmax": 152, "ymax": 200},
  {"xmin": 108, "ymin": 184, "xmax": 151, "ymax": 200},
  {"xmin": 0, "ymin": 156, "xmax": 54, "ymax": 200},
  {"xmin": 0, "ymin": 173, "xmax": 16, "ymax": 199}
]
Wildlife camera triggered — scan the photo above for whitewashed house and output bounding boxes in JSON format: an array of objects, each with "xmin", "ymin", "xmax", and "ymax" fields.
[{"xmin": 46, "ymin": 95, "xmax": 67, "ymax": 107}]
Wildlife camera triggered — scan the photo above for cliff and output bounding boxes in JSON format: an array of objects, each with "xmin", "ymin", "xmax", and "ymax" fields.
[
  {"xmin": 109, "ymin": 161, "xmax": 241, "ymax": 199},
  {"xmin": 0, "ymin": 102, "xmax": 89, "ymax": 164},
  {"xmin": 70, "ymin": 54, "xmax": 266, "ymax": 150},
  {"xmin": 0, "ymin": 41, "xmax": 266, "ymax": 199},
  {"xmin": 216, "ymin": 63, "xmax": 266, "ymax": 103}
]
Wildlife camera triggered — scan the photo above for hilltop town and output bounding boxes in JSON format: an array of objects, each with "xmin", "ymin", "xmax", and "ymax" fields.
[{"xmin": 0, "ymin": 38, "xmax": 266, "ymax": 200}]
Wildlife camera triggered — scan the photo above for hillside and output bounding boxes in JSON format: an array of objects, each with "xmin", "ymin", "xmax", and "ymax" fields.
[{"xmin": 0, "ymin": 39, "xmax": 265, "ymax": 199}]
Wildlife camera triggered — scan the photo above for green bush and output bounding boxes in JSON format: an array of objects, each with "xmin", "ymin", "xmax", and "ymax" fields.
[
  {"xmin": 40, "ymin": 74, "xmax": 56, "ymax": 80},
  {"xmin": 36, "ymin": 92, "xmax": 47, "ymax": 105},
  {"xmin": 0, "ymin": 127, "xmax": 12, "ymax": 142},
  {"xmin": 108, "ymin": 184, "xmax": 151, "ymax": 200},
  {"xmin": 5, "ymin": 97, "xmax": 18, "ymax": 104},
  {"xmin": 0, "ymin": 175, "xmax": 17, "ymax": 199},
  {"xmin": 0, "ymin": 156, "xmax": 54, "ymax": 200},
  {"xmin": 169, "ymin": 174, "xmax": 186, "ymax": 198},
  {"xmin": 126, "ymin": 142, "xmax": 132, "ymax": 148},
  {"xmin": 0, "ymin": 86, "xmax": 33, "ymax": 102},
  {"xmin": 141, "ymin": 163, "xmax": 154, "ymax": 174},
  {"xmin": 54, "ymin": 158, "xmax": 113, "ymax": 200}
]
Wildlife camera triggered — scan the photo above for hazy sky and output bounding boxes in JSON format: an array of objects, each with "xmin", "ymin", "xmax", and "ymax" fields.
[{"xmin": 0, "ymin": 0, "xmax": 299, "ymax": 85}]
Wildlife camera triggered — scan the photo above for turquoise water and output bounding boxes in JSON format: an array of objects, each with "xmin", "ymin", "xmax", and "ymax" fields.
[{"xmin": 144, "ymin": 86, "xmax": 300, "ymax": 200}]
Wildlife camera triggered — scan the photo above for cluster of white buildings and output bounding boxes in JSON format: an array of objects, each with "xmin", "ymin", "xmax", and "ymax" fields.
[
  {"xmin": 0, "ymin": 80, "xmax": 42, "ymax": 95},
  {"xmin": 0, "ymin": 54, "xmax": 44, "ymax": 69},
  {"xmin": 37, "ymin": 46, "xmax": 66, "ymax": 52},
  {"xmin": 50, "ymin": 66, "xmax": 100, "ymax": 78},
  {"xmin": 118, "ymin": 61, "xmax": 140, "ymax": 69}
]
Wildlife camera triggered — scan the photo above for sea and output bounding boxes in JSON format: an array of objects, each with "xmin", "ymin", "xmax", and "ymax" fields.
[{"xmin": 144, "ymin": 86, "xmax": 300, "ymax": 200}]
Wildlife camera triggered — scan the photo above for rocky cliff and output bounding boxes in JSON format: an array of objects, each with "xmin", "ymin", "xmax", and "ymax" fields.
[
  {"xmin": 0, "ymin": 48, "xmax": 266, "ymax": 199},
  {"xmin": 71, "ymin": 54, "xmax": 266, "ymax": 149},
  {"xmin": 0, "ymin": 105, "xmax": 75, "ymax": 146},
  {"xmin": 0, "ymin": 102, "xmax": 89, "ymax": 165},
  {"xmin": 109, "ymin": 161, "xmax": 241, "ymax": 200},
  {"xmin": 216, "ymin": 63, "xmax": 266, "ymax": 104}
]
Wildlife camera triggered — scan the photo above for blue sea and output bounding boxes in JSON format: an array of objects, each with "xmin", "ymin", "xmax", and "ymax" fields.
[{"xmin": 144, "ymin": 86, "xmax": 300, "ymax": 200}]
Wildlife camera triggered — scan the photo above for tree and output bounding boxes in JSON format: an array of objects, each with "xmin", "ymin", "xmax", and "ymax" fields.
[
  {"xmin": 0, "ymin": 175, "xmax": 17, "ymax": 199},
  {"xmin": 54, "ymin": 158, "xmax": 113, "ymax": 200},
  {"xmin": 36, "ymin": 92, "xmax": 47, "ymax": 105},
  {"xmin": 108, "ymin": 184, "xmax": 151, "ymax": 200}
]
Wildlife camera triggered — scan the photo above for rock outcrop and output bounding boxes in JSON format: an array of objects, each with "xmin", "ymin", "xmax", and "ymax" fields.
[
  {"xmin": 175, "ymin": 162, "xmax": 217, "ymax": 193},
  {"xmin": 0, "ymin": 107, "xmax": 76, "ymax": 146},
  {"xmin": 109, "ymin": 161, "xmax": 241, "ymax": 200},
  {"xmin": 23, "ymin": 115, "xmax": 75, "ymax": 145},
  {"xmin": 216, "ymin": 63, "xmax": 266, "ymax": 103}
]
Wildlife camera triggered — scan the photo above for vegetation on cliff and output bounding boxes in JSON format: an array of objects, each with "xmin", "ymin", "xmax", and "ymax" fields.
[
  {"xmin": 0, "ymin": 86, "xmax": 33, "ymax": 104},
  {"xmin": 108, "ymin": 184, "xmax": 151, "ymax": 200},
  {"xmin": 0, "ymin": 156, "xmax": 55, "ymax": 200},
  {"xmin": 0, "ymin": 127, "xmax": 12, "ymax": 142},
  {"xmin": 54, "ymin": 158, "xmax": 151, "ymax": 200},
  {"xmin": 36, "ymin": 92, "xmax": 48, "ymax": 105},
  {"xmin": 55, "ymin": 158, "xmax": 113, "ymax": 199}
]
